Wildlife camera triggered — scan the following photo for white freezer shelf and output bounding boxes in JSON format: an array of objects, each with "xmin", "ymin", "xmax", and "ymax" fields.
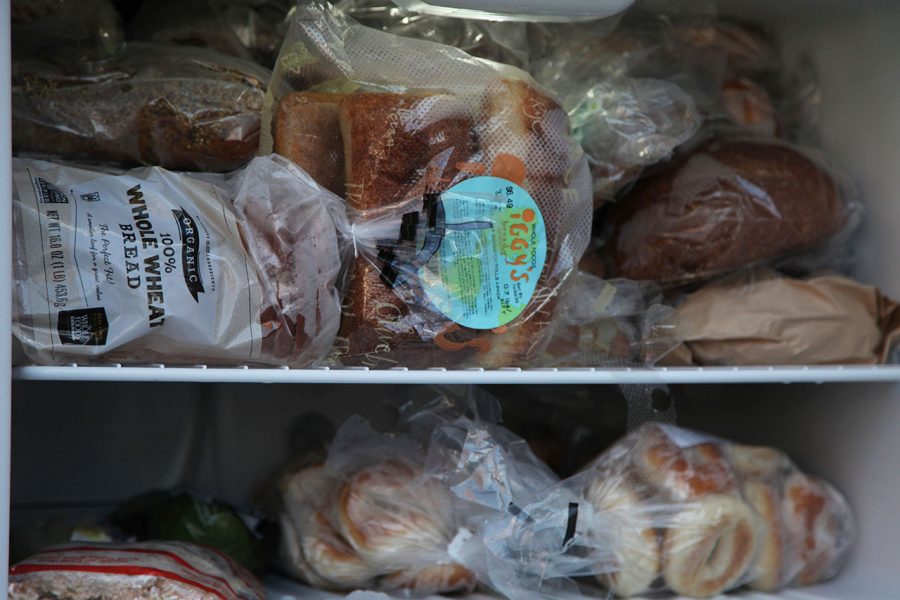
[
  {"xmin": 264, "ymin": 576, "xmax": 842, "ymax": 600},
  {"xmin": 12, "ymin": 364, "xmax": 900, "ymax": 384}
]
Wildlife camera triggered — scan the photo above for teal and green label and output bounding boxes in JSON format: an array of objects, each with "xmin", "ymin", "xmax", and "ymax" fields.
[{"xmin": 421, "ymin": 176, "xmax": 547, "ymax": 330}]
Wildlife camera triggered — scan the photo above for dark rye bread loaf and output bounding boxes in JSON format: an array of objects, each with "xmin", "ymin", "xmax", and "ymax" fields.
[
  {"xmin": 12, "ymin": 43, "xmax": 269, "ymax": 172},
  {"xmin": 605, "ymin": 138, "xmax": 845, "ymax": 286}
]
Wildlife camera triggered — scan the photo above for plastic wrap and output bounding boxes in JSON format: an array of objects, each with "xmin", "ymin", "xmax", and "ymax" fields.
[
  {"xmin": 12, "ymin": 155, "xmax": 346, "ymax": 367},
  {"xmin": 661, "ymin": 270, "xmax": 900, "ymax": 366},
  {"xmin": 276, "ymin": 417, "xmax": 477, "ymax": 595},
  {"xmin": 335, "ymin": 0, "xmax": 534, "ymax": 69},
  {"xmin": 13, "ymin": 43, "xmax": 270, "ymax": 172},
  {"xmin": 531, "ymin": 5, "xmax": 789, "ymax": 205},
  {"xmin": 573, "ymin": 424, "xmax": 856, "ymax": 597},
  {"xmin": 538, "ymin": 272, "xmax": 677, "ymax": 367},
  {"xmin": 599, "ymin": 136, "xmax": 861, "ymax": 287},
  {"xmin": 11, "ymin": 0, "xmax": 124, "ymax": 62},
  {"xmin": 128, "ymin": 0, "xmax": 292, "ymax": 67},
  {"xmin": 8, "ymin": 541, "xmax": 265, "ymax": 600},
  {"xmin": 264, "ymin": 3, "xmax": 592, "ymax": 369}
]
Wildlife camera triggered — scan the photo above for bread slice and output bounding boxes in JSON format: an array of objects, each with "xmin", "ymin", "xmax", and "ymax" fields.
[
  {"xmin": 273, "ymin": 92, "xmax": 346, "ymax": 197},
  {"xmin": 339, "ymin": 92, "xmax": 473, "ymax": 211}
]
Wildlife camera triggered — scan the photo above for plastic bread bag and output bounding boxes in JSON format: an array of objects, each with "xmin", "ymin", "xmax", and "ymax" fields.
[
  {"xmin": 659, "ymin": 270, "xmax": 900, "ymax": 366},
  {"xmin": 561, "ymin": 423, "xmax": 856, "ymax": 597},
  {"xmin": 8, "ymin": 541, "xmax": 265, "ymax": 600},
  {"xmin": 275, "ymin": 417, "xmax": 478, "ymax": 594},
  {"xmin": 596, "ymin": 135, "xmax": 863, "ymax": 288},
  {"xmin": 12, "ymin": 154, "xmax": 347, "ymax": 367},
  {"xmin": 264, "ymin": 2, "xmax": 592, "ymax": 369},
  {"xmin": 538, "ymin": 272, "xmax": 678, "ymax": 367},
  {"xmin": 12, "ymin": 0, "xmax": 124, "ymax": 62},
  {"xmin": 128, "ymin": 0, "xmax": 293, "ymax": 67},
  {"xmin": 532, "ymin": 1, "xmax": 788, "ymax": 204},
  {"xmin": 13, "ymin": 43, "xmax": 270, "ymax": 172},
  {"xmin": 334, "ymin": 0, "xmax": 534, "ymax": 69}
]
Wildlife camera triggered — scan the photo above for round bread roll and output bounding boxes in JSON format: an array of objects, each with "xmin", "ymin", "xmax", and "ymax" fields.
[
  {"xmin": 742, "ymin": 479, "xmax": 785, "ymax": 592},
  {"xmin": 587, "ymin": 478, "xmax": 661, "ymax": 597},
  {"xmin": 663, "ymin": 494, "xmax": 760, "ymax": 598},
  {"xmin": 337, "ymin": 459, "xmax": 456, "ymax": 570},
  {"xmin": 634, "ymin": 426, "xmax": 737, "ymax": 501},
  {"xmin": 606, "ymin": 138, "xmax": 845, "ymax": 286},
  {"xmin": 727, "ymin": 445, "xmax": 788, "ymax": 480},
  {"xmin": 301, "ymin": 511, "xmax": 374, "ymax": 589},
  {"xmin": 279, "ymin": 464, "xmax": 346, "ymax": 588},
  {"xmin": 782, "ymin": 472, "xmax": 854, "ymax": 587}
]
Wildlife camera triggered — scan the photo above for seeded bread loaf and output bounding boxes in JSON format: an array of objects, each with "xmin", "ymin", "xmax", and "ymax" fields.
[
  {"xmin": 13, "ymin": 43, "xmax": 269, "ymax": 172},
  {"xmin": 605, "ymin": 138, "xmax": 845, "ymax": 286}
]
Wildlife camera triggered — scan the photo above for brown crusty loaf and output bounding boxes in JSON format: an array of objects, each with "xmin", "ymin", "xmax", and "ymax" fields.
[
  {"xmin": 340, "ymin": 92, "xmax": 474, "ymax": 213},
  {"xmin": 605, "ymin": 138, "xmax": 845, "ymax": 286},
  {"xmin": 274, "ymin": 92, "xmax": 346, "ymax": 197},
  {"xmin": 12, "ymin": 43, "xmax": 269, "ymax": 172},
  {"xmin": 273, "ymin": 83, "xmax": 578, "ymax": 368}
]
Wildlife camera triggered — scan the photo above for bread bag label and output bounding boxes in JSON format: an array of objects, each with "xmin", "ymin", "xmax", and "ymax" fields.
[
  {"xmin": 416, "ymin": 176, "xmax": 547, "ymax": 330},
  {"xmin": 13, "ymin": 161, "xmax": 263, "ymax": 361}
]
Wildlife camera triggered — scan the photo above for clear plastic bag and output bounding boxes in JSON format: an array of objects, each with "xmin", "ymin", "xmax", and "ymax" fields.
[
  {"xmin": 276, "ymin": 415, "xmax": 477, "ymax": 595},
  {"xmin": 538, "ymin": 272, "xmax": 678, "ymax": 367},
  {"xmin": 9, "ymin": 541, "xmax": 265, "ymax": 600},
  {"xmin": 599, "ymin": 136, "xmax": 861, "ymax": 287},
  {"xmin": 264, "ymin": 3, "xmax": 592, "ymax": 369},
  {"xmin": 662, "ymin": 270, "xmax": 900, "ymax": 366},
  {"xmin": 573, "ymin": 423, "xmax": 856, "ymax": 597},
  {"xmin": 335, "ymin": 0, "xmax": 534, "ymax": 69},
  {"xmin": 11, "ymin": 0, "xmax": 124, "ymax": 62},
  {"xmin": 12, "ymin": 155, "xmax": 346, "ymax": 367},
  {"xmin": 531, "ymin": 3, "xmax": 790, "ymax": 205},
  {"xmin": 128, "ymin": 0, "xmax": 292, "ymax": 67},
  {"xmin": 13, "ymin": 43, "xmax": 270, "ymax": 172}
]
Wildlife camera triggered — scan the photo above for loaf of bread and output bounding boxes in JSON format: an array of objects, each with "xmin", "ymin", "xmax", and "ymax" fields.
[
  {"xmin": 271, "ymin": 83, "xmax": 581, "ymax": 368},
  {"xmin": 13, "ymin": 43, "xmax": 269, "ymax": 172},
  {"xmin": 267, "ymin": 3, "xmax": 592, "ymax": 369},
  {"xmin": 274, "ymin": 92, "xmax": 346, "ymax": 197},
  {"xmin": 605, "ymin": 138, "xmax": 846, "ymax": 286}
]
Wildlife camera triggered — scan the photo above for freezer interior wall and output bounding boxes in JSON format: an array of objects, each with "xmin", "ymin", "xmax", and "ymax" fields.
[{"xmin": 10, "ymin": 381, "xmax": 900, "ymax": 598}]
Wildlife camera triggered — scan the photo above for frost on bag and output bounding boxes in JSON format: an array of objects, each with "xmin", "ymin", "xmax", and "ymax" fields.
[
  {"xmin": 574, "ymin": 424, "xmax": 855, "ymax": 597},
  {"xmin": 12, "ymin": 155, "xmax": 345, "ymax": 367},
  {"xmin": 263, "ymin": 3, "xmax": 592, "ymax": 369},
  {"xmin": 8, "ymin": 541, "xmax": 265, "ymax": 600}
]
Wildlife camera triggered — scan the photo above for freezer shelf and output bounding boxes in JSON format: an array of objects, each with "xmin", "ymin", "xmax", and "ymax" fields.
[
  {"xmin": 12, "ymin": 364, "xmax": 900, "ymax": 384},
  {"xmin": 264, "ymin": 576, "xmax": 839, "ymax": 600}
]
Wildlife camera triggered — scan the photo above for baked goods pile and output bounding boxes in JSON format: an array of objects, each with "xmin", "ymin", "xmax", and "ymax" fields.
[
  {"xmin": 581, "ymin": 424, "xmax": 855, "ymax": 597},
  {"xmin": 271, "ymin": 400, "xmax": 855, "ymax": 599}
]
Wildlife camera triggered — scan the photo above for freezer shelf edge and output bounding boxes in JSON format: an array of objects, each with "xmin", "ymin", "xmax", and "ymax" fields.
[{"xmin": 11, "ymin": 365, "xmax": 900, "ymax": 384}]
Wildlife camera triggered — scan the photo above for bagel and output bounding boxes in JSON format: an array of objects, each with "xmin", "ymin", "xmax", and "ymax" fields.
[{"xmin": 663, "ymin": 494, "xmax": 760, "ymax": 598}]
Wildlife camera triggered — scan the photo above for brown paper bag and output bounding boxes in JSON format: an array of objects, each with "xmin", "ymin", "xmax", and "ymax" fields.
[{"xmin": 662, "ymin": 271, "xmax": 900, "ymax": 366}]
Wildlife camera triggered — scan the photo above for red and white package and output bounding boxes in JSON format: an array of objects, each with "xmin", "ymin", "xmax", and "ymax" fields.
[{"xmin": 8, "ymin": 541, "xmax": 265, "ymax": 600}]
